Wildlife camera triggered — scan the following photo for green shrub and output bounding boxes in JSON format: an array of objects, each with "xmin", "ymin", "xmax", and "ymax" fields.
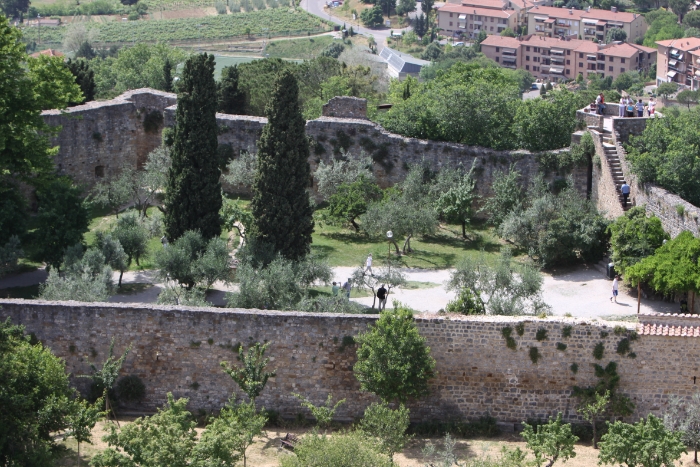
[
  {"xmin": 562, "ymin": 325, "xmax": 572, "ymax": 338},
  {"xmin": 116, "ymin": 375, "xmax": 146, "ymax": 402},
  {"xmin": 616, "ymin": 338, "xmax": 631, "ymax": 356},
  {"xmin": 515, "ymin": 323, "xmax": 525, "ymax": 336},
  {"xmin": 529, "ymin": 347, "xmax": 541, "ymax": 364},
  {"xmin": 536, "ymin": 328, "xmax": 548, "ymax": 341},
  {"xmin": 446, "ymin": 288, "xmax": 486, "ymax": 315},
  {"xmin": 556, "ymin": 342, "xmax": 567, "ymax": 351},
  {"xmin": 593, "ymin": 342, "xmax": 605, "ymax": 360},
  {"xmin": 570, "ymin": 363, "xmax": 579, "ymax": 374}
]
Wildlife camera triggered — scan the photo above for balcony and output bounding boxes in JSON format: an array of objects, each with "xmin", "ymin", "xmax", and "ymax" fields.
[
  {"xmin": 551, "ymin": 57, "xmax": 565, "ymax": 64},
  {"xmin": 550, "ymin": 49, "xmax": 564, "ymax": 55},
  {"xmin": 587, "ymin": 55, "xmax": 597, "ymax": 62},
  {"xmin": 503, "ymin": 50, "xmax": 517, "ymax": 56},
  {"xmin": 584, "ymin": 28, "xmax": 596, "ymax": 35}
]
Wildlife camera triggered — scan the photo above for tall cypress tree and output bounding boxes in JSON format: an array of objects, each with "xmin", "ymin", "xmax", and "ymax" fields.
[
  {"xmin": 250, "ymin": 70, "xmax": 314, "ymax": 260},
  {"xmin": 164, "ymin": 53, "xmax": 222, "ymax": 241},
  {"xmin": 217, "ymin": 65, "xmax": 246, "ymax": 115},
  {"xmin": 163, "ymin": 58, "xmax": 173, "ymax": 93},
  {"xmin": 66, "ymin": 58, "xmax": 95, "ymax": 104}
]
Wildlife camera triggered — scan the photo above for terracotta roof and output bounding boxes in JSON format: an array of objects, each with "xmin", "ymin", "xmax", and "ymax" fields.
[
  {"xmin": 460, "ymin": 0, "xmax": 506, "ymax": 10},
  {"xmin": 480, "ymin": 35, "xmax": 524, "ymax": 48},
  {"xmin": 601, "ymin": 42, "xmax": 646, "ymax": 58},
  {"xmin": 29, "ymin": 48, "xmax": 64, "ymax": 58},
  {"xmin": 637, "ymin": 323, "xmax": 700, "ymax": 337},
  {"xmin": 628, "ymin": 43, "xmax": 657, "ymax": 54},
  {"xmin": 439, "ymin": 3, "xmax": 514, "ymax": 17},
  {"xmin": 528, "ymin": 5, "xmax": 639, "ymax": 22},
  {"xmin": 656, "ymin": 37, "xmax": 700, "ymax": 51}
]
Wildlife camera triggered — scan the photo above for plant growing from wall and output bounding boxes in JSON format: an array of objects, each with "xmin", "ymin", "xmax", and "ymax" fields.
[
  {"xmin": 562, "ymin": 325, "xmax": 572, "ymax": 338},
  {"xmin": 81, "ymin": 338, "xmax": 132, "ymax": 425},
  {"xmin": 116, "ymin": 374, "xmax": 146, "ymax": 403},
  {"xmin": 573, "ymin": 361, "xmax": 634, "ymax": 420},
  {"xmin": 570, "ymin": 363, "xmax": 578, "ymax": 374},
  {"xmin": 521, "ymin": 413, "xmax": 578, "ymax": 467},
  {"xmin": 556, "ymin": 342, "xmax": 567, "ymax": 351},
  {"xmin": 353, "ymin": 304, "xmax": 436, "ymax": 404},
  {"xmin": 516, "ymin": 323, "xmax": 525, "ymax": 336},
  {"xmin": 221, "ymin": 341, "xmax": 276, "ymax": 404},
  {"xmin": 536, "ymin": 328, "xmax": 548, "ymax": 341},
  {"xmin": 501, "ymin": 326, "xmax": 517, "ymax": 350},
  {"xmin": 529, "ymin": 347, "xmax": 541, "ymax": 364},
  {"xmin": 292, "ymin": 393, "xmax": 345, "ymax": 430},
  {"xmin": 593, "ymin": 342, "xmax": 605, "ymax": 360}
]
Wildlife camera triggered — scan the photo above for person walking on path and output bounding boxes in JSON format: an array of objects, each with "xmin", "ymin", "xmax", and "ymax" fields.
[
  {"xmin": 377, "ymin": 284, "xmax": 388, "ymax": 311},
  {"xmin": 610, "ymin": 275, "xmax": 620, "ymax": 303},
  {"xmin": 342, "ymin": 279, "xmax": 351, "ymax": 300},
  {"xmin": 364, "ymin": 253, "xmax": 373, "ymax": 276},
  {"xmin": 332, "ymin": 282, "xmax": 340, "ymax": 296},
  {"xmin": 636, "ymin": 99, "xmax": 644, "ymax": 117},
  {"xmin": 620, "ymin": 181, "xmax": 630, "ymax": 207}
]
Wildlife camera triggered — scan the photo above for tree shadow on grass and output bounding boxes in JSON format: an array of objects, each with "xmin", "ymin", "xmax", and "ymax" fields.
[
  {"xmin": 404, "ymin": 249, "xmax": 457, "ymax": 268},
  {"xmin": 421, "ymin": 232, "xmax": 501, "ymax": 254},
  {"xmin": 309, "ymin": 244, "xmax": 337, "ymax": 261},
  {"xmin": 319, "ymin": 231, "xmax": 375, "ymax": 245}
]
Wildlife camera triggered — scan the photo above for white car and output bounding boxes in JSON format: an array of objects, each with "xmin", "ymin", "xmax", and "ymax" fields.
[{"xmin": 453, "ymin": 41, "xmax": 465, "ymax": 46}]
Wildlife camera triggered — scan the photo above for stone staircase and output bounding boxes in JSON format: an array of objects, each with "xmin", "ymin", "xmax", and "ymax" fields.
[{"xmin": 602, "ymin": 131, "xmax": 630, "ymax": 211}]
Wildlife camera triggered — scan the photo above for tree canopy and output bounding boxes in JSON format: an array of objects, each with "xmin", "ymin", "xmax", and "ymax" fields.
[{"xmin": 607, "ymin": 207, "xmax": 668, "ymax": 274}]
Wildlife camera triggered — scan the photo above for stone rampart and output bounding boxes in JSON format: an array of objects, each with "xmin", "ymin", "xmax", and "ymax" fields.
[
  {"xmin": 1, "ymin": 299, "xmax": 697, "ymax": 425},
  {"xmin": 46, "ymin": 89, "xmax": 588, "ymax": 202}
]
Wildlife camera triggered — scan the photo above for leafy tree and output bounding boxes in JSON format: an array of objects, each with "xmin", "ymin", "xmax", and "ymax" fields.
[
  {"xmin": 236, "ymin": 58, "xmax": 297, "ymax": 117},
  {"xmin": 626, "ymin": 108, "xmax": 700, "ymax": 204},
  {"xmin": 354, "ymin": 304, "xmax": 436, "ymax": 403},
  {"xmin": 328, "ymin": 176, "xmax": 382, "ymax": 231},
  {"xmin": 514, "ymin": 91, "xmax": 581, "ymax": 151},
  {"xmin": 480, "ymin": 165, "xmax": 523, "ymax": 227},
  {"xmin": 421, "ymin": 42, "xmax": 443, "ymax": 61},
  {"xmin": 1, "ymin": 16, "xmax": 82, "ymax": 181},
  {"xmin": 361, "ymin": 5, "xmax": 384, "ymax": 27},
  {"xmin": 351, "ymin": 257, "xmax": 407, "ymax": 309},
  {"xmin": 91, "ymin": 394, "xmax": 198, "ymax": 467},
  {"xmin": 573, "ymin": 361, "xmax": 635, "ymax": 420},
  {"xmin": 0, "ymin": 235, "xmax": 23, "ymax": 276},
  {"xmin": 677, "ymin": 89, "xmax": 699, "ymax": 109},
  {"xmin": 293, "ymin": 393, "xmax": 346, "ymax": 430},
  {"xmin": 670, "ymin": 0, "xmax": 693, "ymax": 21},
  {"xmin": 685, "ymin": 10, "xmax": 700, "ymax": 28},
  {"xmin": 194, "ymin": 399, "xmax": 267, "ymax": 467},
  {"xmin": 157, "ymin": 286, "xmax": 209, "ymax": 306},
  {"xmin": 95, "ymin": 233, "xmax": 129, "ymax": 286},
  {"xmin": 612, "ymin": 71, "xmax": 641, "ymax": 92},
  {"xmin": 226, "ymin": 253, "xmax": 331, "ymax": 309},
  {"xmin": 164, "ymin": 53, "xmax": 222, "ymax": 241},
  {"xmin": 90, "ymin": 173, "xmax": 131, "ymax": 218},
  {"xmin": 500, "ymin": 27, "xmax": 516, "ymax": 37},
  {"xmin": 66, "ymin": 58, "xmax": 96, "ymax": 104},
  {"xmin": 422, "ymin": 0, "xmax": 434, "ymax": 18},
  {"xmin": 82, "ymin": 338, "xmax": 131, "ymax": 422},
  {"xmin": 684, "ymin": 26, "xmax": 700, "ymax": 38},
  {"xmin": 626, "ymin": 231, "xmax": 700, "ymax": 298},
  {"xmin": 112, "ymin": 212, "xmax": 149, "ymax": 273},
  {"xmin": 218, "ymin": 65, "xmax": 246, "ymax": 114},
  {"xmin": 606, "ymin": 27, "xmax": 627, "ymax": 43},
  {"xmin": 0, "ymin": 180, "xmax": 28, "ymax": 246},
  {"xmin": 224, "ymin": 151, "xmax": 258, "ymax": 192},
  {"xmin": 0, "ymin": 0, "xmax": 29, "ymax": 17},
  {"xmin": 162, "ymin": 57, "xmax": 173, "ymax": 93},
  {"xmin": 657, "ymin": 81, "xmax": 678, "ymax": 100},
  {"xmin": 445, "ymin": 288, "xmax": 486, "ymax": 315},
  {"xmin": 32, "ymin": 178, "xmax": 90, "ymax": 271},
  {"xmin": 598, "ymin": 415, "xmax": 686, "ymax": 467},
  {"xmin": 27, "ymin": 54, "xmax": 85, "ymax": 110},
  {"xmin": 359, "ymin": 402, "xmax": 412, "ymax": 461},
  {"xmin": 447, "ymin": 249, "xmax": 548, "ymax": 316},
  {"xmin": 65, "ymin": 397, "xmax": 105, "ymax": 467},
  {"xmin": 576, "ymin": 390, "xmax": 610, "ymax": 449},
  {"xmin": 39, "ymin": 246, "xmax": 115, "ymax": 302},
  {"xmin": 155, "ymin": 230, "xmax": 230, "ymax": 290},
  {"xmin": 221, "ymin": 342, "xmax": 276, "ymax": 404},
  {"xmin": 521, "ymin": 413, "xmax": 578, "ymax": 467},
  {"xmin": 474, "ymin": 30, "xmax": 488, "ymax": 52},
  {"xmin": 314, "ymin": 152, "xmax": 374, "ymax": 201},
  {"xmin": 279, "ymin": 431, "xmax": 393, "ymax": 467},
  {"xmin": 643, "ymin": 9, "xmax": 684, "ymax": 47},
  {"xmin": 250, "ymin": 70, "xmax": 314, "ymax": 261},
  {"xmin": 413, "ymin": 13, "xmax": 428, "ymax": 37},
  {"xmin": 0, "ymin": 319, "xmax": 76, "ymax": 466},
  {"xmin": 396, "ymin": 0, "xmax": 415, "ymax": 16},
  {"xmin": 664, "ymin": 393, "xmax": 700, "ymax": 464},
  {"xmin": 607, "ymin": 207, "xmax": 668, "ymax": 274}
]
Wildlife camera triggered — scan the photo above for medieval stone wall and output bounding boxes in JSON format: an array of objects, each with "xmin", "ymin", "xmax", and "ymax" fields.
[{"xmin": 1, "ymin": 299, "xmax": 697, "ymax": 425}]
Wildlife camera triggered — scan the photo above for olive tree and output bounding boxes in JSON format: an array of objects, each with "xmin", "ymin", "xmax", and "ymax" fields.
[
  {"xmin": 314, "ymin": 151, "xmax": 375, "ymax": 201},
  {"xmin": 351, "ymin": 257, "xmax": 407, "ymax": 309},
  {"xmin": 521, "ymin": 413, "xmax": 578, "ymax": 467},
  {"xmin": 665, "ymin": 393, "xmax": 700, "ymax": 464}
]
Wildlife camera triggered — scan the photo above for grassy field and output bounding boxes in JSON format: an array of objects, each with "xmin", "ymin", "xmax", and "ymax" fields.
[
  {"xmin": 264, "ymin": 34, "xmax": 336, "ymax": 59},
  {"xmin": 20, "ymin": 8, "xmax": 331, "ymax": 44}
]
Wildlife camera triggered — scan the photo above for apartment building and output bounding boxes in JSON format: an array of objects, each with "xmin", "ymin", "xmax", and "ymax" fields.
[
  {"xmin": 527, "ymin": 6, "xmax": 647, "ymax": 43},
  {"xmin": 655, "ymin": 38, "xmax": 700, "ymax": 90},
  {"xmin": 452, "ymin": 0, "xmax": 551, "ymax": 30},
  {"xmin": 480, "ymin": 34, "xmax": 656, "ymax": 81},
  {"xmin": 437, "ymin": 3, "xmax": 518, "ymax": 38}
]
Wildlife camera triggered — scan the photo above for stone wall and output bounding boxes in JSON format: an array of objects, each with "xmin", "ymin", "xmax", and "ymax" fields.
[
  {"xmin": 612, "ymin": 116, "xmax": 652, "ymax": 144},
  {"xmin": 47, "ymin": 89, "xmax": 588, "ymax": 202},
  {"xmin": 589, "ymin": 129, "xmax": 624, "ymax": 218},
  {"xmin": 43, "ymin": 89, "xmax": 176, "ymax": 186},
  {"xmin": 1, "ymin": 299, "xmax": 698, "ymax": 425}
]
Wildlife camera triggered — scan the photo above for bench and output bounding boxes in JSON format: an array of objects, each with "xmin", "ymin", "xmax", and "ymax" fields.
[{"xmin": 280, "ymin": 433, "xmax": 299, "ymax": 451}]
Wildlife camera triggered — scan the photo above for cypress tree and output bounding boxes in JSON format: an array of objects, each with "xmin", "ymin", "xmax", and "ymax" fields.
[
  {"xmin": 217, "ymin": 65, "xmax": 246, "ymax": 114},
  {"xmin": 163, "ymin": 58, "xmax": 173, "ymax": 93},
  {"xmin": 66, "ymin": 58, "xmax": 95, "ymax": 104},
  {"xmin": 250, "ymin": 70, "xmax": 314, "ymax": 260},
  {"xmin": 164, "ymin": 53, "xmax": 222, "ymax": 241}
]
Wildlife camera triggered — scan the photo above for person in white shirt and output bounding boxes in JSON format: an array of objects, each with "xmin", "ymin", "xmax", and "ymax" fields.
[
  {"xmin": 610, "ymin": 275, "xmax": 620, "ymax": 303},
  {"xmin": 618, "ymin": 97, "xmax": 625, "ymax": 117},
  {"xmin": 365, "ymin": 253, "xmax": 373, "ymax": 276}
]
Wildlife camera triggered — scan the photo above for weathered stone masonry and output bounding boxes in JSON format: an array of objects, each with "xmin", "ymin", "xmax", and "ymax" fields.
[
  {"xmin": 2, "ymin": 299, "xmax": 698, "ymax": 425},
  {"xmin": 45, "ymin": 89, "xmax": 588, "ymax": 203}
]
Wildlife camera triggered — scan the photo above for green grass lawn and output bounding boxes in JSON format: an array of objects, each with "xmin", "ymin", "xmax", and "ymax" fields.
[
  {"xmin": 310, "ymin": 211, "xmax": 503, "ymax": 269},
  {"xmin": 0, "ymin": 284, "xmax": 40, "ymax": 299},
  {"xmin": 264, "ymin": 35, "xmax": 336, "ymax": 60}
]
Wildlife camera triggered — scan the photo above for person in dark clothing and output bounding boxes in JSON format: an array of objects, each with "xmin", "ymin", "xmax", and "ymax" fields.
[
  {"xmin": 620, "ymin": 181, "xmax": 630, "ymax": 207},
  {"xmin": 377, "ymin": 284, "xmax": 388, "ymax": 311}
]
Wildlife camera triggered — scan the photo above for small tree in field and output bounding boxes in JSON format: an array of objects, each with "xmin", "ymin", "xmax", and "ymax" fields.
[
  {"xmin": 221, "ymin": 342, "xmax": 276, "ymax": 404},
  {"xmin": 65, "ymin": 397, "xmax": 105, "ymax": 467},
  {"xmin": 352, "ymin": 257, "xmax": 406, "ymax": 309},
  {"xmin": 353, "ymin": 304, "xmax": 435, "ymax": 403},
  {"xmin": 521, "ymin": 413, "xmax": 578, "ymax": 467},
  {"xmin": 665, "ymin": 393, "xmax": 700, "ymax": 464},
  {"xmin": 360, "ymin": 401, "xmax": 412, "ymax": 461},
  {"xmin": 599, "ymin": 414, "xmax": 686, "ymax": 467},
  {"xmin": 293, "ymin": 393, "xmax": 346, "ymax": 430},
  {"xmin": 576, "ymin": 389, "xmax": 609, "ymax": 449},
  {"xmin": 82, "ymin": 338, "xmax": 131, "ymax": 425}
]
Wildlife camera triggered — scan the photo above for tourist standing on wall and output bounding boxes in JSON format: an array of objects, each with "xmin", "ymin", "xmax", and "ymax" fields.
[
  {"xmin": 620, "ymin": 180, "xmax": 630, "ymax": 207},
  {"xmin": 618, "ymin": 97, "xmax": 625, "ymax": 118},
  {"xmin": 343, "ymin": 279, "xmax": 351, "ymax": 299},
  {"xmin": 332, "ymin": 282, "xmax": 340, "ymax": 296},
  {"xmin": 636, "ymin": 99, "xmax": 644, "ymax": 117},
  {"xmin": 377, "ymin": 284, "xmax": 388, "ymax": 311}
]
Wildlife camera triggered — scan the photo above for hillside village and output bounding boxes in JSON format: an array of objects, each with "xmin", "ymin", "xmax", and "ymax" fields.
[{"xmin": 3, "ymin": 0, "xmax": 700, "ymax": 464}]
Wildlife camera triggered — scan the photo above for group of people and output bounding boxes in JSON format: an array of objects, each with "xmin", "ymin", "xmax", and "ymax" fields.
[
  {"xmin": 617, "ymin": 95, "xmax": 656, "ymax": 118},
  {"xmin": 330, "ymin": 254, "xmax": 389, "ymax": 310},
  {"xmin": 591, "ymin": 93, "xmax": 657, "ymax": 118}
]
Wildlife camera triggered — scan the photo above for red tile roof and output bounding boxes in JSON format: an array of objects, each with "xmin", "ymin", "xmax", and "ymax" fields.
[
  {"xmin": 637, "ymin": 323, "xmax": 700, "ymax": 337},
  {"xmin": 656, "ymin": 37, "xmax": 700, "ymax": 51},
  {"xmin": 601, "ymin": 42, "xmax": 649, "ymax": 58},
  {"xmin": 29, "ymin": 48, "xmax": 64, "ymax": 58},
  {"xmin": 460, "ymin": 0, "xmax": 506, "ymax": 10},
  {"xmin": 480, "ymin": 35, "xmax": 523, "ymax": 48},
  {"xmin": 439, "ymin": 3, "xmax": 514, "ymax": 17},
  {"xmin": 529, "ymin": 5, "xmax": 639, "ymax": 22}
]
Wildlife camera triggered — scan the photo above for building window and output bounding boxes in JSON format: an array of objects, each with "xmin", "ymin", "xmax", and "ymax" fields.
[
  {"xmin": 526, "ymin": 55, "xmax": 530, "ymax": 61},
  {"xmin": 567, "ymin": 50, "xmax": 571, "ymax": 55},
  {"xmin": 496, "ymin": 57, "xmax": 500, "ymax": 62},
  {"xmin": 496, "ymin": 47, "xmax": 500, "ymax": 52},
  {"xmin": 566, "ymin": 69, "xmax": 570, "ymax": 74},
  {"xmin": 491, "ymin": 17, "xmax": 494, "ymax": 22},
  {"xmin": 469, "ymin": 24, "xmax": 473, "ymax": 29},
  {"xmin": 95, "ymin": 166, "xmax": 105, "ymax": 178},
  {"xmin": 609, "ymin": 65, "xmax": 613, "ymax": 71},
  {"xmin": 526, "ymin": 46, "xmax": 530, "ymax": 51},
  {"xmin": 450, "ymin": 12, "xmax": 453, "ymax": 17},
  {"xmin": 526, "ymin": 65, "xmax": 530, "ymax": 70},
  {"xmin": 449, "ymin": 21, "xmax": 453, "ymax": 26},
  {"xmin": 566, "ymin": 59, "xmax": 570, "ymax": 64},
  {"xmin": 579, "ymin": 52, "xmax": 583, "ymax": 58},
  {"xmin": 621, "ymin": 68, "xmax": 625, "ymax": 72},
  {"xmin": 470, "ymin": 15, "xmax": 473, "ymax": 19},
  {"xmin": 490, "ymin": 26, "xmax": 494, "ymax": 31},
  {"xmin": 621, "ymin": 58, "xmax": 625, "ymax": 63},
  {"xmin": 579, "ymin": 62, "xmax": 583, "ymax": 67}
]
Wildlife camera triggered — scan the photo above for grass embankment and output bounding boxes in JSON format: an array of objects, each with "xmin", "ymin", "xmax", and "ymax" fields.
[
  {"xmin": 20, "ymin": 8, "xmax": 331, "ymax": 44},
  {"xmin": 264, "ymin": 34, "xmax": 336, "ymax": 59}
]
